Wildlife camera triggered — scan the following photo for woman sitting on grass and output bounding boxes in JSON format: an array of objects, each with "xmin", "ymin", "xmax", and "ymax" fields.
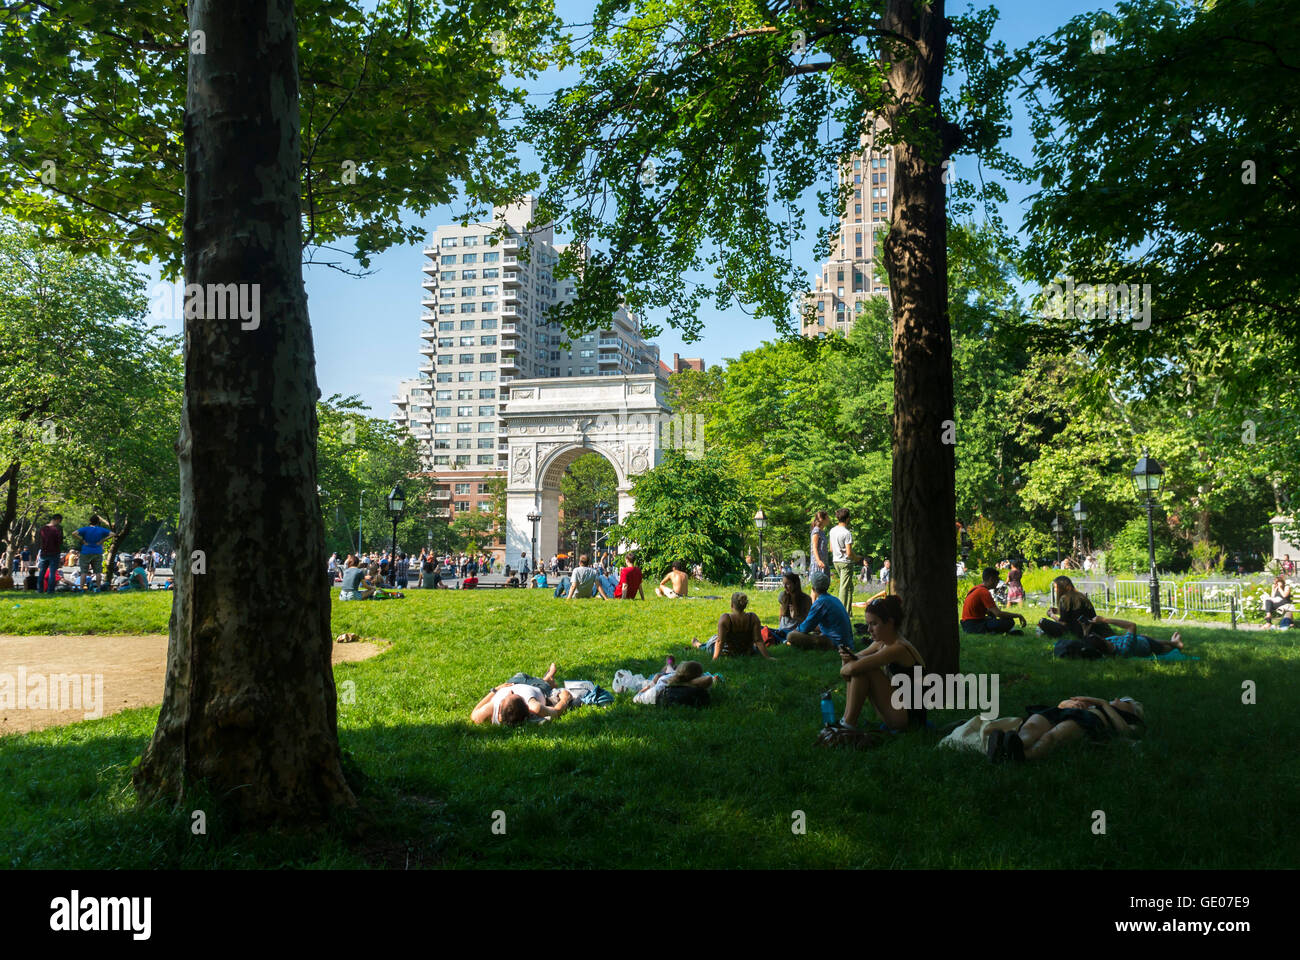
[
  {"xmin": 692, "ymin": 593, "xmax": 776, "ymax": 660},
  {"xmin": 777, "ymin": 573, "xmax": 812, "ymax": 630},
  {"xmin": 832, "ymin": 594, "xmax": 926, "ymax": 732},
  {"xmin": 986, "ymin": 696, "xmax": 1145, "ymax": 762}
]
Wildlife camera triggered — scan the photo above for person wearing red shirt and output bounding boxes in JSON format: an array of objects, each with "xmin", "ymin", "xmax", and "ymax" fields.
[
  {"xmin": 36, "ymin": 514, "xmax": 64, "ymax": 594},
  {"xmin": 614, "ymin": 554, "xmax": 645, "ymax": 599},
  {"xmin": 960, "ymin": 567, "xmax": 1026, "ymax": 634}
]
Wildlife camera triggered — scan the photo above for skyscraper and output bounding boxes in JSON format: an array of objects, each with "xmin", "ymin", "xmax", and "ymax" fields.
[
  {"xmin": 392, "ymin": 197, "xmax": 661, "ymax": 541},
  {"xmin": 803, "ymin": 123, "xmax": 895, "ymax": 337}
]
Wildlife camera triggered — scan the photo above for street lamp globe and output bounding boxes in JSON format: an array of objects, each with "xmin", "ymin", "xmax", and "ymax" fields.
[
  {"xmin": 1131, "ymin": 447, "xmax": 1164, "ymax": 495},
  {"xmin": 1072, "ymin": 499, "xmax": 1087, "ymax": 523},
  {"xmin": 754, "ymin": 509, "xmax": 767, "ymax": 530},
  {"xmin": 387, "ymin": 484, "xmax": 406, "ymax": 516}
]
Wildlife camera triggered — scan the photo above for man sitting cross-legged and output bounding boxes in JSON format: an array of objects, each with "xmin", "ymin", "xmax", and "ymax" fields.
[
  {"xmin": 960, "ymin": 567, "xmax": 1026, "ymax": 634},
  {"xmin": 552, "ymin": 555, "xmax": 611, "ymax": 599},
  {"xmin": 470, "ymin": 663, "xmax": 575, "ymax": 726}
]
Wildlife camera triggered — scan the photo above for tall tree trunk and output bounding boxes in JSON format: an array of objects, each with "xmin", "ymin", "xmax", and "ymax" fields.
[
  {"xmin": 882, "ymin": 0, "xmax": 961, "ymax": 676},
  {"xmin": 134, "ymin": 0, "xmax": 354, "ymax": 822},
  {"xmin": 0, "ymin": 460, "xmax": 18, "ymax": 565}
]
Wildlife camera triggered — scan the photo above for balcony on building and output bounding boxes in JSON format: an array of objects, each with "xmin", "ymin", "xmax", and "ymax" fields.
[
  {"xmin": 418, "ymin": 361, "xmax": 434, "ymax": 375},
  {"xmin": 501, "ymin": 304, "xmax": 519, "ymax": 317},
  {"xmin": 420, "ymin": 327, "xmax": 437, "ymax": 341},
  {"xmin": 502, "ymin": 270, "xmax": 520, "ymax": 286},
  {"xmin": 422, "ymin": 262, "xmax": 438, "ymax": 276},
  {"xmin": 598, "ymin": 351, "xmax": 620, "ymax": 365},
  {"xmin": 499, "ymin": 356, "xmax": 520, "ymax": 373}
]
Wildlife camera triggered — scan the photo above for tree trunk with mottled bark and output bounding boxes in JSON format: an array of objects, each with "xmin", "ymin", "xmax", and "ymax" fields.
[
  {"xmin": 881, "ymin": 0, "xmax": 961, "ymax": 676},
  {"xmin": 133, "ymin": 0, "xmax": 354, "ymax": 823}
]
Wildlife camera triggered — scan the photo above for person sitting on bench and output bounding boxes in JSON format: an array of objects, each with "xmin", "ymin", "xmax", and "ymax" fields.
[
  {"xmin": 960, "ymin": 567, "xmax": 1026, "ymax": 634},
  {"xmin": 1264, "ymin": 575, "xmax": 1294, "ymax": 626},
  {"xmin": 469, "ymin": 663, "xmax": 574, "ymax": 726}
]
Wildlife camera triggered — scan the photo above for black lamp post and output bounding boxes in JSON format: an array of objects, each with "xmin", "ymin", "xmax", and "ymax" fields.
[
  {"xmin": 1072, "ymin": 500, "xmax": 1088, "ymax": 568},
  {"xmin": 386, "ymin": 484, "xmax": 405, "ymax": 586},
  {"xmin": 754, "ymin": 509, "xmax": 767, "ymax": 576},
  {"xmin": 527, "ymin": 509, "xmax": 541, "ymax": 580},
  {"xmin": 1131, "ymin": 447, "xmax": 1165, "ymax": 619},
  {"xmin": 1050, "ymin": 516, "xmax": 1063, "ymax": 567}
]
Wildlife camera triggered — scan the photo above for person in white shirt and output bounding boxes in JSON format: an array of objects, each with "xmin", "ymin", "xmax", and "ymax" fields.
[{"xmin": 828, "ymin": 508, "xmax": 858, "ymax": 612}]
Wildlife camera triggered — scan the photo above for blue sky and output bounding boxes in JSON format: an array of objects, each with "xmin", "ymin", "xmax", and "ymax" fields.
[{"xmin": 150, "ymin": 0, "xmax": 1112, "ymax": 415}]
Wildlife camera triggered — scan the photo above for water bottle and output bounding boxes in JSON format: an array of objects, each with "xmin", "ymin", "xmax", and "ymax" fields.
[{"xmin": 820, "ymin": 689, "xmax": 836, "ymax": 726}]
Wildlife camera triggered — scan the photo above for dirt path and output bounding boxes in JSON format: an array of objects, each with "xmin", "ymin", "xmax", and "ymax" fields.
[{"xmin": 0, "ymin": 634, "xmax": 385, "ymax": 736}]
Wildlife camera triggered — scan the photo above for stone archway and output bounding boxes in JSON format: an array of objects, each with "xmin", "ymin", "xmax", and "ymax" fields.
[{"xmin": 501, "ymin": 374, "xmax": 670, "ymax": 572}]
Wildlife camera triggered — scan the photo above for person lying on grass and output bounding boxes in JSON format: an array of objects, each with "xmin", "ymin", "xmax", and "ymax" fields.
[
  {"xmin": 831, "ymin": 594, "xmax": 927, "ymax": 732},
  {"xmin": 985, "ymin": 696, "xmax": 1145, "ymax": 763},
  {"xmin": 765, "ymin": 569, "xmax": 855, "ymax": 651},
  {"xmin": 691, "ymin": 592, "xmax": 777, "ymax": 660},
  {"xmin": 657, "ymin": 660, "xmax": 716, "ymax": 707},
  {"xmin": 1083, "ymin": 617, "xmax": 1187, "ymax": 658},
  {"xmin": 470, "ymin": 663, "xmax": 574, "ymax": 726},
  {"xmin": 633, "ymin": 657, "xmax": 717, "ymax": 704}
]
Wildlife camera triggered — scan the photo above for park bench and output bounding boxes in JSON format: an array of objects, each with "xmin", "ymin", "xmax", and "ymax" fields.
[
  {"xmin": 754, "ymin": 576, "xmax": 784, "ymax": 591},
  {"xmin": 149, "ymin": 567, "xmax": 174, "ymax": 589}
]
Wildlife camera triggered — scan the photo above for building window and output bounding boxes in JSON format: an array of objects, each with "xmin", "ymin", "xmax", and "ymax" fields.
[
  {"xmin": 456, "ymin": 438, "xmax": 471, "ymax": 449},
  {"xmin": 479, "ymin": 353, "xmax": 497, "ymax": 363},
  {"xmin": 462, "ymin": 253, "xmax": 477, "ymax": 264},
  {"xmin": 435, "ymin": 406, "xmax": 451, "ymax": 417},
  {"xmin": 460, "ymin": 320, "xmax": 476, "ymax": 330},
  {"xmin": 477, "ymin": 455, "xmax": 494, "ymax": 465},
  {"xmin": 437, "ymin": 373, "xmax": 452, "ymax": 383},
  {"xmin": 480, "ymin": 335, "xmax": 497, "ymax": 346},
  {"xmin": 458, "ymin": 372, "xmax": 474, "ymax": 382},
  {"xmin": 455, "ymin": 501, "xmax": 469, "ymax": 512},
  {"xmin": 477, "ymin": 438, "xmax": 494, "ymax": 449},
  {"xmin": 483, "ymin": 251, "xmax": 499, "ymax": 262},
  {"xmin": 477, "ymin": 422, "xmax": 494, "ymax": 432},
  {"xmin": 457, "ymin": 406, "xmax": 473, "ymax": 417},
  {"xmin": 479, "ymin": 388, "xmax": 495, "ymax": 399},
  {"xmin": 439, "ymin": 305, "xmax": 455, "ymax": 315},
  {"xmin": 461, "ymin": 287, "xmax": 476, "ymax": 297},
  {"xmin": 461, "ymin": 270, "xmax": 477, "ymax": 281},
  {"xmin": 441, "ymin": 238, "xmax": 458, "ymax": 247},
  {"xmin": 456, "ymin": 423, "xmax": 472, "ymax": 433},
  {"xmin": 434, "ymin": 439, "xmax": 450, "ymax": 449},
  {"xmin": 436, "ymin": 390, "xmax": 451, "ymax": 400},
  {"xmin": 462, "ymin": 236, "xmax": 478, "ymax": 247},
  {"xmin": 437, "ymin": 355, "xmax": 453, "ymax": 365},
  {"xmin": 442, "ymin": 254, "xmax": 457, "ymax": 264},
  {"xmin": 481, "ymin": 318, "xmax": 497, "ymax": 329},
  {"xmin": 434, "ymin": 423, "xmax": 450, "ymax": 433},
  {"xmin": 460, "ymin": 303, "xmax": 476, "ymax": 313},
  {"xmin": 481, "ymin": 285, "xmax": 498, "ymax": 296},
  {"xmin": 479, "ymin": 371, "xmax": 496, "ymax": 381},
  {"xmin": 478, "ymin": 405, "xmax": 494, "ymax": 416},
  {"xmin": 433, "ymin": 455, "xmax": 449, "ymax": 465}
]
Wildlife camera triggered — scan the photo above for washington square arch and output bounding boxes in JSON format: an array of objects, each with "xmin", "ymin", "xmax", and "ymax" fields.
[{"xmin": 501, "ymin": 373, "xmax": 682, "ymax": 571}]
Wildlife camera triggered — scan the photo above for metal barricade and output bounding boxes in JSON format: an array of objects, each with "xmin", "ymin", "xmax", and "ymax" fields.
[
  {"xmin": 1178, "ymin": 580, "xmax": 1243, "ymax": 622},
  {"xmin": 1112, "ymin": 578, "xmax": 1178, "ymax": 616}
]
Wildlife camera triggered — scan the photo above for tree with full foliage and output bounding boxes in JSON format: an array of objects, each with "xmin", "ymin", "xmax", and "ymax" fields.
[
  {"xmin": 317, "ymin": 395, "xmax": 435, "ymax": 556},
  {"xmin": 0, "ymin": 224, "xmax": 182, "ymax": 566},
  {"xmin": 2, "ymin": 0, "xmax": 560, "ymax": 823},
  {"xmin": 524, "ymin": 0, "xmax": 1021, "ymax": 674},
  {"xmin": 614, "ymin": 451, "xmax": 754, "ymax": 583},
  {"xmin": 558, "ymin": 453, "xmax": 618, "ymax": 559}
]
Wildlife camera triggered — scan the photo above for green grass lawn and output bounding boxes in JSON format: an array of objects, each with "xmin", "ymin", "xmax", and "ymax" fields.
[{"xmin": 2, "ymin": 588, "xmax": 1297, "ymax": 868}]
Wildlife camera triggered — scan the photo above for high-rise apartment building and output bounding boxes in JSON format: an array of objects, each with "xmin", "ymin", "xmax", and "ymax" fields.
[
  {"xmin": 392, "ymin": 198, "xmax": 661, "ymax": 535},
  {"xmin": 802, "ymin": 123, "xmax": 895, "ymax": 337}
]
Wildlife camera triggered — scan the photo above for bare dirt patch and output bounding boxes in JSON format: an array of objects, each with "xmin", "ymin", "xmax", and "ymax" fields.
[{"xmin": 0, "ymin": 634, "xmax": 386, "ymax": 736}]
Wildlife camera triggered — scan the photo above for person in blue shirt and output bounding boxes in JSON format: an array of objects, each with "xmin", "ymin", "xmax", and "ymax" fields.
[
  {"xmin": 75, "ymin": 515, "xmax": 113, "ymax": 588},
  {"xmin": 767, "ymin": 569, "xmax": 855, "ymax": 651}
]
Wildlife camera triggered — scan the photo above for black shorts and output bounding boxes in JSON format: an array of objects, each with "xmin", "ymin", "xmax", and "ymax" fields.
[{"xmin": 1023, "ymin": 705, "xmax": 1107, "ymax": 740}]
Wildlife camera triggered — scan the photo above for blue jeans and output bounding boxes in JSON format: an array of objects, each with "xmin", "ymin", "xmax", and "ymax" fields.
[
  {"xmin": 37, "ymin": 556, "xmax": 58, "ymax": 593},
  {"xmin": 598, "ymin": 574, "xmax": 617, "ymax": 597},
  {"xmin": 553, "ymin": 577, "xmax": 570, "ymax": 598}
]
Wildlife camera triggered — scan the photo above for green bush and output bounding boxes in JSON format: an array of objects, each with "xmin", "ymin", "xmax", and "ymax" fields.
[{"xmin": 1106, "ymin": 516, "xmax": 1178, "ymax": 574}]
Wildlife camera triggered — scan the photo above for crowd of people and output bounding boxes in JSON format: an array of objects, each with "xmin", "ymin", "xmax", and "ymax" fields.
[{"xmin": 4, "ymin": 514, "xmax": 173, "ymax": 593}]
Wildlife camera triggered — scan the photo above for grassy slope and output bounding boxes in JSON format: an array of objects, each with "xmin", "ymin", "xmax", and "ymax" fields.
[{"xmin": 1, "ymin": 589, "xmax": 1296, "ymax": 869}]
